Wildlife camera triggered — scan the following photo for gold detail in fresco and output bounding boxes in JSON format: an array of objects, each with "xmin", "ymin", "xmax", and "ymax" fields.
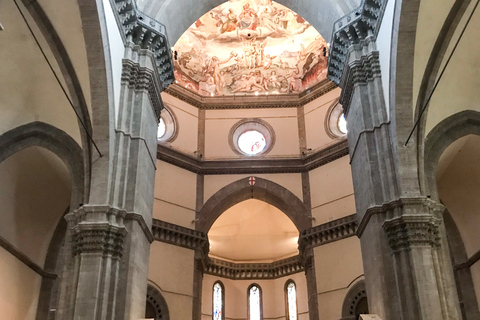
[{"xmin": 173, "ymin": 0, "xmax": 328, "ymax": 97}]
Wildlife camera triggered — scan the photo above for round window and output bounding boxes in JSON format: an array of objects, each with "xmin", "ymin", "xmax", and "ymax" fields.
[
  {"xmin": 325, "ymin": 100, "xmax": 347, "ymax": 138},
  {"xmin": 157, "ymin": 118, "xmax": 166, "ymax": 139},
  {"xmin": 229, "ymin": 119, "xmax": 275, "ymax": 156},
  {"xmin": 338, "ymin": 113, "xmax": 347, "ymax": 134},
  {"xmin": 157, "ymin": 105, "xmax": 178, "ymax": 143},
  {"xmin": 238, "ymin": 130, "xmax": 266, "ymax": 155}
]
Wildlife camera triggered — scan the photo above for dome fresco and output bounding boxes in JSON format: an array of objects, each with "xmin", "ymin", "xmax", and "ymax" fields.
[{"xmin": 173, "ymin": 0, "xmax": 329, "ymax": 97}]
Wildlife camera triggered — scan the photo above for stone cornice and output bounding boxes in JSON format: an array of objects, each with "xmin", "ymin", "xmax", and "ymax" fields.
[
  {"xmin": 151, "ymin": 219, "xmax": 209, "ymax": 254},
  {"xmin": 298, "ymin": 214, "xmax": 358, "ymax": 253},
  {"xmin": 356, "ymin": 197, "xmax": 445, "ymax": 238},
  {"xmin": 113, "ymin": 0, "xmax": 174, "ymax": 88},
  {"xmin": 151, "ymin": 216, "xmax": 358, "ymax": 278},
  {"xmin": 164, "ymin": 79, "xmax": 338, "ymax": 110},
  {"xmin": 205, "ymin": 256, "xmax": 304, "ymax": 280},
  {"xmin": 340, "ymin": 50, "xmax": 381, "ymax": 114},
  {"xmin": 122, "ymin": 57, "xmax": 164, "ymax": 121},
  {"xmin": 327, "ymin": 0, "xmax": 388, "ymax": 85},
  {"xmin": 156, "ymin": 139, "xmax": 349, "ymax": 175}
]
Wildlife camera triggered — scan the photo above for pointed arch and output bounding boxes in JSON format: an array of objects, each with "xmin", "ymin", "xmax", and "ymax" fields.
[
  {"xmin": 197, "ymin": 177, "xmax": 310, "ymax": 233},
  {"xmin": 0, "ymin": 121, "xmax": 85, "ymax": 208}
]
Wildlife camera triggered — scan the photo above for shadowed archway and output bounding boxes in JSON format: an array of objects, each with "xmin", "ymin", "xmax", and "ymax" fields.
[{"xmin": 197, "ymin": 177, "xmax": 310, "ymax": 233}]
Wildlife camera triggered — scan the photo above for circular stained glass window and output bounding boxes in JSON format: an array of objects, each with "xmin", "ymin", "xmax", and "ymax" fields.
[
  {"xmin": 338, "ymin": 113, "xmax": 347, "ymax": 134},
  {"xmin": 238, "ymin": 130, "xmax": 266, "ymax": 155},
  {"xmin": 157, "ymin": 117, "xmax": 166, "ymax": 140}
]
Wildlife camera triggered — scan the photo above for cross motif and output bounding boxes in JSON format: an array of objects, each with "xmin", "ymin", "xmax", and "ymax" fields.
[{"xmin": 248, "ymin": 176, "xmax": 256, "ymax": 186}]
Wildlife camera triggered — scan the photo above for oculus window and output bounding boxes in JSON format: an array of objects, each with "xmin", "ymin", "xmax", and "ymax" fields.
[
  {"xmin": 325, "ymin": 101, "xmax": 347, "ymax": 138},
  {"xmin": 229, "ymin": 119, "xmax": 275, "ymax": 156},
  {"xmin": 157, "ymin": 106, "xmax": 178, "ymax": 143}
]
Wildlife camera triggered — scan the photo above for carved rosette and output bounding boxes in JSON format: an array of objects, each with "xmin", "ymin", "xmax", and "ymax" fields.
[
  {"xmin": 66, "ymin": 206, "xmax": 128, "ymax": 257},
  {"xmin": 383, "ymin": 215, "xmax": 441, "ymax": 253}
]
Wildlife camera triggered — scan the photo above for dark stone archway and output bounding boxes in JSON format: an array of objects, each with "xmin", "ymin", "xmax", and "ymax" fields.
[{"xmin": 197, "ymin": 176, "xmax": 311, "ymax": 233}]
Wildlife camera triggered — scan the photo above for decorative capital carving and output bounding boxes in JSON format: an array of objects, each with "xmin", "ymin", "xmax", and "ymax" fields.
[
  {"xmin": 122, "ymin": 59, "xmax": 164, "ymax": 121},
  {"xmin": 383, "ymin": 214, "xmax": 441, "ymax": 253},
  {"xmin": 66, "ymin": 205, "xmax": 128, "ymax": 257},
  {"xmin": 328, "ymin": 0, "xmax": 388, "ymax": 85},
  {"xmin": 339, "ymin": 50, "xmax": 381, "ymax": 114},
  {"xmin": 113, "ymin": 0, "xmax": 174, "ymax": 88}
]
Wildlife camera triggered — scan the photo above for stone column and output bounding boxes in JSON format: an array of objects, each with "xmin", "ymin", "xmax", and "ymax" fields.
[
  {"xmin": 332, "ymin": 33, "xmax": 462, "ymax": 320},
  {"xmin": 55, "ymin": 2, "xmax": 174, "ymax": 319}
]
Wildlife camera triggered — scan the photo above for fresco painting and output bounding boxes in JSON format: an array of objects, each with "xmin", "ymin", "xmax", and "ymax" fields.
[{"xmin": 173, "ymin": 0, "xmax": 329, "ymax": 97}]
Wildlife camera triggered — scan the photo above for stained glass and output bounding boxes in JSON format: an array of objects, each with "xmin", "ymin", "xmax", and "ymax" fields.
[
  {"xmin": 287, "ymin": 282, "xmax": 297, "ymax": 320},
  {"xmin": 238, "ymin": 130, "xmax": 266, "ymax": 155},
  {"xmin": 249, "ymin": 285, "xmax": 261, "ymax": 320},
  {"xmin": 157, "ymin": 118, "xmax": 166, "ymax": 139},
  {"xmin": 213, "ymin": 283, "xmax": 223, "ymax": 320},
  {"xmin": 338, "ymin": 113, "xmax": 347, "ymax": 134}
]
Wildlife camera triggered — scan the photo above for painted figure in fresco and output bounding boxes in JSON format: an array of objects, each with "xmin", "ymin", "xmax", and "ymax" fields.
[
  {"xmin": 288, "ymin": 69, "xmax": 303, "ymax": 92},
  {"xmin": 238, "ymin": 3, "xmax": 259, "ymax": 30},
  {"xmin": 221, "ymin": 9, "xmax": 238, "ymax": 33},
  {"xmin": 268, "ymin": 70, "xmax": 281, "ymax": 89},
  {"xmin": 206, "ymin": 52, "xmax": 235, "ymax": 94},
  {"xmin": 263, "ymin": 54, "xmax": 277, "ymax": 69}
]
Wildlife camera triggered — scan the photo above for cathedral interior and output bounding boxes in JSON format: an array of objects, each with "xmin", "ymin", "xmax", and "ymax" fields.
[{"xmin": 0, "ymin": 0, "xmax": 479, "ymax": 319}]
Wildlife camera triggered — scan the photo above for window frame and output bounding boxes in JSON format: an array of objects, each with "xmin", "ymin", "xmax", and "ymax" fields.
[
  {"xmin": 229, "ymin": 119, "xmax": 275, "ymax": 156},
  {"xmin": 284, "ymin": 280, "xmax": 298, "ymax": 320},
  {"xmin": 247, "ymin": 283, "xmax": 263, "ymax": 320},
  {"xmin": 212, "ymin": 281, "xmax": 225, "ymax": 320}
]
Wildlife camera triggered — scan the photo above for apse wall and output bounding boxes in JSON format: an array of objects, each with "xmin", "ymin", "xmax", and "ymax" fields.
[
  {"xmin": 151, "ymin": 84, "xmax": 364, "ymax": 319},
  {"xmin": 202, "ymin": 273, "xmax": 309, "ymax": 320}
]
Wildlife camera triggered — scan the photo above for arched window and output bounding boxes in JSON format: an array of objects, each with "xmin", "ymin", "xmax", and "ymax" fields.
[
  {"xmin": 285, "ymin": 280, "xmax": 297, "ymax": 320},
  {"xmin": 248, "ymin": 284, "xmax": 262, "ymax": 320},
  {"xmin": 213, "ymin": 281, "xmax": 225, "ymax": 320}
]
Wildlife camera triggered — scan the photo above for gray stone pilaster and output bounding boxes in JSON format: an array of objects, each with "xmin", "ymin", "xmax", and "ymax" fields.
[
  {"xmin": 55, "ymin": 6, "xmax": 172, "ymax": 316},
  {"xmin": 327, "ymin": 1, "xmax": 462, "ymax": 318},
  {"xmin": 339, "ymin": 39, "xmax": 461, "ymax": 320}
]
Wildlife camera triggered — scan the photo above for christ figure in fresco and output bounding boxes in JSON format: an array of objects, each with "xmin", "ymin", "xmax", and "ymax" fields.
[{"xmin": 238, "ymin": 3, "xmax": 258, "ymax": 30}]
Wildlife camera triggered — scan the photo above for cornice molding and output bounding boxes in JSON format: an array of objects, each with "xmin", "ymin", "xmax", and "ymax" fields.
[
  {"xmin": 151, "ymin": 216, "xmax": 358, "ymax": 278},
  {"xmin": 122, "ymin": 58, "xmax": 165, "ymax": 121},
  {"xmin": 113, "ymin": 0, "xmax": 174, "ymax": 88},
  {"xmin": 205, "ymin": 256, "xmax": 304, "ymax": 280},
  {"xmin": 164, "ymin": 79, "xmax": 337, "ymax": 110},
  {"xmin": 327, "ymin": 0, "xmax": 388, "ymax": 85},
  {"xmin": 356, "ymin": 197, "xmax": 445, "ymax": 238},
  {"xmin": 298, "ymin": 214, "xmax": 358, "ymax": 253},
  {"xmin": 151, "ymin": 219, "xmax": 209, "ymax": 254},
  {"xmin": 339, "ymin": 50, "xmax": 381, "ymax": 114},
  {"xmin": 156, "ymin": 139, "xmax": 349, "ymax": 175}
]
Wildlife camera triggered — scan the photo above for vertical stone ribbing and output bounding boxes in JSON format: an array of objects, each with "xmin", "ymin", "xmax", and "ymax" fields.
[{"xmin": 341, "ymin": 38, "xmax": 461, "ymax": 320}]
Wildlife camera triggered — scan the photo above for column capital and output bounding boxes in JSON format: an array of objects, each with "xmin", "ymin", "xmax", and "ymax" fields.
[
  {"xmin": 327, "ymin": 0, "xmax": 388, "ymax": 84},
  {"xmin": 383, "ymin": 214, "xmax": 442, "ymax": 253},
  {"xmin": 65, "ymin": 205, "xmax": 128, "ymax": 257},
  {"xmin": 113, "ymin": 0, "xmax": 175, "ymax": 88}
]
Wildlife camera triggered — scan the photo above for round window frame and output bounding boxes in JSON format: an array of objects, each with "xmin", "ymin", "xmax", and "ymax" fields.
[
  {"xmin": 325, "ymin": 100, "xmax": 347, "ymax": 138},
  {"xmin": 229, "ymin": 119, "xmax": 275, "ymax": 156},
  {"xmin": 157, "ymin": 105, "xmax": 178, "ymax": 143}
]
